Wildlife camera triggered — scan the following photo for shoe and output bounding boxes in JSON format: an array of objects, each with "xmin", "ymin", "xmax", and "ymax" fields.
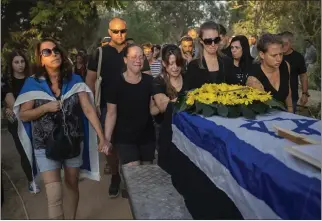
[
  {"xmin": 28, "ymin": 181, "xmax": 40, "ymax": 194},
  {"xmin": 109, "ymin": 174, "xmax": 120, "ymax": 198}
]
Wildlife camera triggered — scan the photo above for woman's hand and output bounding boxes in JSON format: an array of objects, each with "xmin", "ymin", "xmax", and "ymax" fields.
[
  {"xmin": 44, "ymin": 101, "xmax": 61, "ymax": 113},
  {"xmin": 5, "ymin": 108, "xmax": 14, "ymax": 116},
  {"xmin": 98, "ymin": 139, "xmax": 111, "ymax": 155}
]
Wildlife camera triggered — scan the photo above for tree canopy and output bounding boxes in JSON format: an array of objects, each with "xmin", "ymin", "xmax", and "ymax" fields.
[{"xmin": 1, "ymin": 0, "xmax": 320, "ymax": 89}]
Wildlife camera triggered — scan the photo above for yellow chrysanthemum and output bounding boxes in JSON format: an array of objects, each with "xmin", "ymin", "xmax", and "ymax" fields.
[
  {"xmin": 187, "ymin": 83, "xmax": 272, "ymax": 106},
  {"xmin": 186, "ymin": 92, "xmax": 195, "ymax": 105}
]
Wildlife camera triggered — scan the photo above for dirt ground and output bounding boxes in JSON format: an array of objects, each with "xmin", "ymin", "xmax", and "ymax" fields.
[{"xmin": 1, "ymin": 129, "xmax": 133, "ymax": 220}]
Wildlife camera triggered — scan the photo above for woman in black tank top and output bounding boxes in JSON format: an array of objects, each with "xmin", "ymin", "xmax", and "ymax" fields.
[{"xmin": 246, "ymin": 33, "xmax": 293, "ymax": 112}]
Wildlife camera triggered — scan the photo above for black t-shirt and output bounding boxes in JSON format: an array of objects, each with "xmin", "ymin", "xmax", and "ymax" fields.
[
  {"xmin": 2, "ymin": 76, "xmax": 26, "ymax": 99},
  {"xmin": 152, "ymin": 75, "xmax": 186, "ymax": 124},
  {"xmin": 232, "ymin": 65, "xmax": 248, "ymax": 85},
  {"xmin": 106, "ymin": 73, "xmax": 155, "ymax": 144},
  {"xmin": 87, "ymin": 44, "xmax": 125, "ymax": 107},
  {"xmin": 283, "ymin": 50, "xmax": 307, "ymax": 101}
]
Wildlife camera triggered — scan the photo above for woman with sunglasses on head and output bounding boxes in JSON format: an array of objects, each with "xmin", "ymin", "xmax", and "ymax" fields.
[
  {"xmin": 15, "ymin": 38, "xmax": 109, "ymax": 219},
  {"xmin": 2, "ymin": 51, "xmax": 41, "ymax": 194},
  {"xmin": 229, "ymin": 35, "xmax": 254, "ymax": 85},
  {"xmin": 185, "ymin": 21, "xmax": 238, "ymax": 90},
  {"xmin": 104, "ymin": 44, "xmax": 159, "ymax": 166}
]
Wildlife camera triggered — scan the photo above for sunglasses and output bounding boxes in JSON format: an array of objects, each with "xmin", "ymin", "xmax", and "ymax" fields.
[
  {"xmin": 110, "ymin": 29, "xmax": 127, "ymax": 34},
  {"xmin": 41, "ymin": 47, "xmax": 60, "ymax": 57},
  {"xmin": 202, "ymin": 37, "xmax": 221, "ymax": 45}
]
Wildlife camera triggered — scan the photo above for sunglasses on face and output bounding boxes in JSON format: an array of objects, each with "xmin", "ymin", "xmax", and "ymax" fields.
[
  {"xmin": 110, "ymin": 29, "xmax": 127, "ymax": 34},
  {"xmin": 41, "ymin": 47, "xmax": 60, "ymax": 57},
  {"xmin": 202, "ymin": 37, "xmax": 221, "ymax": 45}
]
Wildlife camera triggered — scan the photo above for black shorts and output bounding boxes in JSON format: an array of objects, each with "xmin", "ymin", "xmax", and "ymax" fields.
[{"xmin": 114, "ymin": 142, "xmax": 156, "ymax": 165}]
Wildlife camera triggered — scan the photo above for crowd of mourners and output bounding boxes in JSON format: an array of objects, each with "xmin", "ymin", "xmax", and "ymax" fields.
[{"xmin": 1, "ymin": 16, "xmax": 317, "ymax": 219}]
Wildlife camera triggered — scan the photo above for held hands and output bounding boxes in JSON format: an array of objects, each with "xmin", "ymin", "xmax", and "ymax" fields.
[{"xmin": 98, "ymin": 139, "xmax": 112, "ymax": 156}]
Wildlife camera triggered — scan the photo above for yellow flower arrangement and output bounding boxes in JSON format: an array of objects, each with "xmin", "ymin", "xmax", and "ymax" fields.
[
  {"xmin": 175, "ymin": 83, "xmax": 285, "ymax": 119},
  {"xmin": 185, "ymin": 83, "xmax": 272, "ymax": 106}
]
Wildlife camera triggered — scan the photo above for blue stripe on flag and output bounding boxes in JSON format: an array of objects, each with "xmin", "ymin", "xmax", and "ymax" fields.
[{"xmin": 173, "ymin": 112, "xmax": 321, "ymax": 219}]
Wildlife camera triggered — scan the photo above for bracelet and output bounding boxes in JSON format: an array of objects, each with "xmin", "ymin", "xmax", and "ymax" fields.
[{"xmin": 302, "ymin": 92, "xmax": 310, "ymax": 97}]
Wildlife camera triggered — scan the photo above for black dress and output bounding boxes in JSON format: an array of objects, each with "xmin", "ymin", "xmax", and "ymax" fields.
[
  {"xmin": 184, "ymin": 56, "xmax": 239, "ymax": 90},
  {"xmin": 248, "ymin": 61, "xmax": 289, "ymax": 104}
]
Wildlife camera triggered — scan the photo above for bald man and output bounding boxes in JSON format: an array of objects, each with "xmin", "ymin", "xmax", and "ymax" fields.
[{"xmin": 86, "ymin": 17, "xmax": 127, "ymax": 198}]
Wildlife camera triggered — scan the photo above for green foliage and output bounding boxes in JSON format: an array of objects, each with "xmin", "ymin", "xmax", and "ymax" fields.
[{"xmin": 174, "ymin": 93, "xmax": 284, "ymax": 119}]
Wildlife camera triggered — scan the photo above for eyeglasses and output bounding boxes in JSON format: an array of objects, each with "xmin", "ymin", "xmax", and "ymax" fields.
[
  {"xmin": 202, "ymin": 37, "xmax": 221, "ymax": 45},
  {"xmin": 40, "ymin": 47, "xmax": 60, "ymax": 57},
  {"xmin": 109, "ymin": 29, "xmax": 127, "ymax": 34},
  {"xmin": 230, "ymin": 45, "xmax": 242, "ymax": 50}
]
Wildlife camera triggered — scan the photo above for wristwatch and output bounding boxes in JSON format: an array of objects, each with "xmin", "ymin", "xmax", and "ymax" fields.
[{"xmin": 302, "ymin": 92, "xmax": 310, "ymax": 97}]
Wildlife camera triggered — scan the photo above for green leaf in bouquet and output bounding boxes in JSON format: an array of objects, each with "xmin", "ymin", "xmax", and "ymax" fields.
[
  {"xmin": 249, "ymin": 102, "xmax": 268, "ymax": 114},
  {"xmin": 174, "ymin": 93, "xmax": 188, "ymax": 112},
  {"xmin": 195, "ymin": 101, "xmax": 203, "ymax": 114},
  {"xmin": 201, "ymin": 104, "xmax": 215, "ymax": 117},
  {"xmin": 217, "ymin": 105, "xmax": 229, "ymax": 117},
  {"xmin": 265, "ymin": 99, "xmax": 286, "ymax": 111},
  {"xmin": 241, "ymin": 105, "xmax": 256, "ymax": 119},
  {"xmin": 228, "ymin": 105, "xmax": 241, "ymax": 118}
]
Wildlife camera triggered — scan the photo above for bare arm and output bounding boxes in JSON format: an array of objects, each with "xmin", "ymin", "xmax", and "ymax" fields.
[
  {"xmin": 246, "ymin": 76, "xmax": 265, "ymax": 91},
  {"xmin": 150, "ymin": 97, "xmax": 160, "ymax": 116},
  {"xmin": 78, "ymin": 92, "xmax": 104, "ymax": 141},
  {"xmin": 85, "ymin": 70, "xmax": 97, "ymax": 94},
  {"xmin": 153, "ymin": 93, "xmax": 170, "ymax": 113},
  {"xmin": 104, "ymin": 103, "xmax": 117, "ymax": 142},
  {"xmin": 19, "ymin": 100, "xmax": 60, "ymax": 122},
  {"xmin": 285, "ymin": 62, "xmax": 293, "ymax": 112},
  {"xmin": 299, "ymin": 72, "xmax": 309, "ymax": 106},
  {"xmin": 4, "ymin": 93, "xmax": 15, "ymax": 109}
]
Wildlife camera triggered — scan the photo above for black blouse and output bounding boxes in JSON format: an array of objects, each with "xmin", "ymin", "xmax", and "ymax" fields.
[
  {"xmin": 184, "ymin": 56, "xmax": 239, "ymax": 90},
  {"xmin": 152, "ymin": 75, "xmax": 186, "ymax": 124},
  {"xmin": 248, "ymin": 61, "xmax": 289, "ymax": 104}
]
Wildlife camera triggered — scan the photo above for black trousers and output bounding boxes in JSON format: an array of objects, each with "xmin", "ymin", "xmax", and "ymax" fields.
[{"xmin": 7, "ymin": 121, "xmax": 33, "ymax": 182}]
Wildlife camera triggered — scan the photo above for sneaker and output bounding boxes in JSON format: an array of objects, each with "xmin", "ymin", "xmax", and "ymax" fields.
[
  {"xmin": 28, "ymin": 181, "xmax": 40, "ymax": 194},
  {"xmin": 109, "ymin": 174, "xmax": 120, "ymax": 198}
]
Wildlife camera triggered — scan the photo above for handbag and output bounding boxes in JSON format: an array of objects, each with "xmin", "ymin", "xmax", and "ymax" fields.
[
  {"xmin": 45, "ymin": 105, "xmax": 82, "ymax": 161},
  {"xmin": 94, "ymin": 47, "xmax": 103, "ymax": 109}
]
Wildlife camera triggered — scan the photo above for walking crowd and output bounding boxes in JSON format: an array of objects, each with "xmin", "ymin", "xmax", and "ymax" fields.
[{"xmin": 1, "ymin": 16, "xmax": 317, "ymax": 219}]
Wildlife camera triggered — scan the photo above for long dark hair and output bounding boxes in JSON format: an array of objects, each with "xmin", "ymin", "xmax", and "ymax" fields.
[
  {"xmin": 5, "ymin": 51, "xmax": 30, "ymax": 89},
  {"xmin": 229, "ymin": 35, "xmax": 254, "ymax": 73},
  {"xmin": 34, "ymin": 38, "xmax": 72, "ymax": 88},
  {"xmin": 196, "ymin": 21, "xmax": 224, "ymax": 69},
  {"xmin": 160, "ymin": 44, "xmax": 184, "ymax": 99}
]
